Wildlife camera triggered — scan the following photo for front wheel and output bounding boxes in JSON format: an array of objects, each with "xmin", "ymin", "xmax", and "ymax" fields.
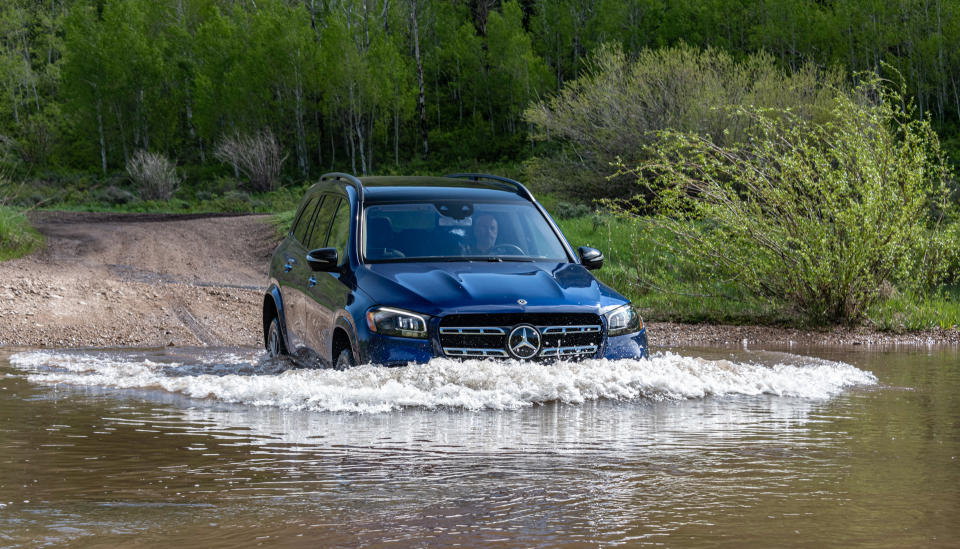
[
  {"xmin": 334, "ymin": 348, "xmax": 356, "ymax": 369},
  {"xmin": 266, "ymin": 316, "xmax": 286, "ymax": 357}
]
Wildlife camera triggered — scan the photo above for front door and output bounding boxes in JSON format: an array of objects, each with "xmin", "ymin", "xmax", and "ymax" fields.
[{"xmin": 299, "ymin": 195, "xmax": 341, "ymax": 363}]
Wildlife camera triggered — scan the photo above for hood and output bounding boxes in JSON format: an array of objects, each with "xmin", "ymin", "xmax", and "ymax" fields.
[{"xmin": 356, "ymin": 261, "xmax": 628, "ymax": 316}]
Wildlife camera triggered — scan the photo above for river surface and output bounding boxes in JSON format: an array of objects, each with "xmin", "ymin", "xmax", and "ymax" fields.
[{"xmin": 0, "ymin": 345, "xmax": 957, "ymax": 547}]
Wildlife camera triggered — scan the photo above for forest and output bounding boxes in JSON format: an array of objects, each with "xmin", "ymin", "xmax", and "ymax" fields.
[{"xmin": 3, "ymin": 0, "xmax": 960, "ymax": 182}]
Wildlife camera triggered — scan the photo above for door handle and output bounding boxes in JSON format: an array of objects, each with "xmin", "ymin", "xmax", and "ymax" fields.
[
  {"xmin": 284, "ymin": 258, "xmax": 296, "ymax": 272},
  {"xmin": 308, "ymin": 275, "xmax": 317, "ymax": 288}
]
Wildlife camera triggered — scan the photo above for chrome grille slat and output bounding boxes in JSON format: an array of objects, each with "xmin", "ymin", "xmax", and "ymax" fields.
[
  {"xmin": 439, "ymin": 327, "xmax": 506, "ymax": 335},
  {"xmin": 539, "ymin": 345, "xmax": 598, "ymax": 358},
  {"xmin": 539, "ymin": 325, "xmax": 601, "ymax": 335},
  {"xmin": 443, "ymin": 347, "xmax": 509, "ymax": 357}
]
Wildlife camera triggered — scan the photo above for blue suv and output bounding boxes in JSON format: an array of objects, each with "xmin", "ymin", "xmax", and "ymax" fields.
[{"xmin": 263, "ymin": 173, "xmax": 648, "ymax": 368}]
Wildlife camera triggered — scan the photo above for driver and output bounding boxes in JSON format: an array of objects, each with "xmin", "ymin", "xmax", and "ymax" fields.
[{"xmin": 472, "ymin": 214, "xmax": 498, "ymax": 253}]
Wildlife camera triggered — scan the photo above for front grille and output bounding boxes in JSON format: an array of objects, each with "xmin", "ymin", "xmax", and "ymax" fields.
[{"xmin": 439, "ymin": 313, "xmax": 602, "ymax": 360}]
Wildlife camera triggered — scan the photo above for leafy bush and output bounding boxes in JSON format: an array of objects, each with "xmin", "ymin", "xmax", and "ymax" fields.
[
  {"xmin": 620, "ymin": 80, "xmax": 949, "ymax": 323},
  {"xmin": 214, "ymin": 129, "xmax": 286, "ymax": 192},
  {"xmin": 524, "ymin": 43, "xmax": 846, "ymax": 200},
  {"xmin": 126, "ymin": 151, "xmax": 182, "ymax": 200},
  {"xmin": 94, "ymin": 185, "xmax": 137, "ymax": 206},
  {"xmin": 940, "ymin": 220, "xmax": 960, "ymax": 283}
]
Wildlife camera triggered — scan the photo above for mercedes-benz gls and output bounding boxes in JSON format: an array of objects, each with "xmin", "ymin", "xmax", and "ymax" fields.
[{"xmin": 263, "ymin": 173, "xmax": 648, "ymax": 368}]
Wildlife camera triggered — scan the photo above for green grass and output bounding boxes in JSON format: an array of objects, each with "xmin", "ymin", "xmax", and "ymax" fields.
[
  {"xmin": 272, "ymin": 209, "xmax": 297, "ymax": 238},
  {"xmin": 555, "ymin": 210, "xmax": 960, "ymax": 331},
  {"xmin": 554, "ymin": 213, "xmax": 788, "ymax": 325},
  {"xmin": 0, "ymin": 206, "xmax": 43, "ymax": 261},
  {"xmin": 867, "ymin": 286, "xmax": 960, "ymax": 331}
]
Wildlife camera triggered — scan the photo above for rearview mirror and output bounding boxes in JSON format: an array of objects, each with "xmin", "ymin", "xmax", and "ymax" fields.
[
  {"xmin": 578, "ymin": 246, "xmax": 604, "ymax": 270},
  {"xmin": 307, "ymin": 248, "xmax": 339, "ymax": 272}
]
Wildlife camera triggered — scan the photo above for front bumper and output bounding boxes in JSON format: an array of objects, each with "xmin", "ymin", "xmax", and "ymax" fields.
[
  {"xmin": 361, "ymin": 327, "xmax": 649, "ymax": 366},
  {"xmin": 603, "ymin": 328, "xmax": 649, "ymax": 359}
]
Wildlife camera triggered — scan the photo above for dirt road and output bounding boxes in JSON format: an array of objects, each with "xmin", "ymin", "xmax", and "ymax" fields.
[
  {"xmin": 0, "ymin": 211, "xmax": 956, "ymax": 349},
  {"xmin": 0, "ymin": 212, "xmax": 275, "ymax": 348}
]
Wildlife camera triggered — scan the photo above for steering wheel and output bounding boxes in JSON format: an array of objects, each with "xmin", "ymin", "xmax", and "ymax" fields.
[{"xmin": 491, "ymin": 243, "xmax": 525, "ymax": 256}]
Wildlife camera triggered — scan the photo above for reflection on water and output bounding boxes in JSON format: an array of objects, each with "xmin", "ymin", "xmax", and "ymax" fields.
[{"xmin": 0, "ymin": 346, "xmax": 957, "ymax": 548}]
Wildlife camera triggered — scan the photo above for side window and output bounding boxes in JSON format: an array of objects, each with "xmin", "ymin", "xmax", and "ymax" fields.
[
  {"xmin": 327, "ymin": 199, "xmax": 351, "ymax": 264},
  {"xmin": 292, "ymin": 196, "xmax": 319, "ymax": 245},
  {"xmin": 305, "ymin": 194, "xmax": 339, "ymax": 250}
]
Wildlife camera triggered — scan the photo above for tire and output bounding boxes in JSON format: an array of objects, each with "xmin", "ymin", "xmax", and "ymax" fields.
[
  {"xmin": 266, "ymin": 316, "xmax": 287, "ymax": 357},
  {"xmin": 334, "ymin": 348, "xmax": 356, "ymax": 369}
]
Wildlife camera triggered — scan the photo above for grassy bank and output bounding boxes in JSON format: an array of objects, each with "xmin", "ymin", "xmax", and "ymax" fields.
[
  {"xmin": 555, "ymin": 212, "xmax": 960, "ymax": 331},
  {"xmin": 0, "ymin": 206, "xmax": 43, "ymax": 261}
]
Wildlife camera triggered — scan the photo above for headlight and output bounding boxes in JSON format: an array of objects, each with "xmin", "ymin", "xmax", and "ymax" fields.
[
  {"xmin": 605, "ymin": 304, "xmax": 642, "ymax": 336},
  {"xmin": 366, "ymin": 307, "xmax": 430, "ymax": 339}
]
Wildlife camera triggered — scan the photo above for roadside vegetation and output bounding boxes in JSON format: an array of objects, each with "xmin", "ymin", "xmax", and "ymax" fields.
[
  {"xmin": 0, "ymin": 176, "xmax": 42, "ymax": 261},
  {"xmin": 556, "ymin": 210, "xmax": 960, "ymax": 331},
  {"xmin": 529, "ymin": 49, "xmax": 959, "ymax": 329},
  {"xmin": 0, "ymin": 206, "xmax": 41, "ymax": 261}
]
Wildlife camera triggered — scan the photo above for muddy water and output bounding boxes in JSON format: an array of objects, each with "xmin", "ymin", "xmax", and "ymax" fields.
[{"xmin": 0, "ymin": 346, "xmax": 957, "ymax": 547}]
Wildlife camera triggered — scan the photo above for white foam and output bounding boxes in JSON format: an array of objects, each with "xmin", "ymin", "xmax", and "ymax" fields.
[{"xmin": 8, "ymin": 351, "xmax": 877, "ymax": 413}]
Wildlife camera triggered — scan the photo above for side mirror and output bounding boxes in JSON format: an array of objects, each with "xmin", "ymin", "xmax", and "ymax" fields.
[
  {"xmin": 307, "ymin": 248, "xmax": 339, "ymax": 272},
  {"xmin": 578, "ymin": 246, "xmax": 604, "ymax": 271}
]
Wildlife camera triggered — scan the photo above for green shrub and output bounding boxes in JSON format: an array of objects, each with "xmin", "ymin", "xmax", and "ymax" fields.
[
  {"xmin": 621, "ymin": 79, "xmax": 949, "ymax": 323},
  {"xmin": 94, "ymin": 185, "xmax": 137, "ymax": 206},
  {"xmin": 524, "ymin": 43, "xmax": 846, "ymax": 201},
  {"xmin": 940, "ymin": 220, "xmax": 960, "ymax": 283}
]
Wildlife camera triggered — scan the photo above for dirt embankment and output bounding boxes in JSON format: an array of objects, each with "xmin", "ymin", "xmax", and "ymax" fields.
[
  {"xmin": 0, "ymin": 212, "xmax": 275, "ymax": 348},
  {"xmin": 0, "ymin": 211, "xmax": 957, "ymax": 350}
]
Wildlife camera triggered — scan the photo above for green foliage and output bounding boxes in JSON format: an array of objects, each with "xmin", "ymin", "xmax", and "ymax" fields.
[
  {"xmin": 622, "ymin": 80, "xmax": 949, "ymax": 323},
  {"xmin": 550, "ymin": 205, "xmax": 960, "ymax": 328},
  {"xmin": 524, "ymin": 43, "xmax": 846, "ymax": 200},
  {"xmin": 868, "ymin": 287, "xmax": 960, "ymax": 332}
]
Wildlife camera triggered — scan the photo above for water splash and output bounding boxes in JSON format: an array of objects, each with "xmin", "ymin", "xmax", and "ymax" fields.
[{"xmin": 9, "ymin": 349, "xmax": 876, "ymax": 413}]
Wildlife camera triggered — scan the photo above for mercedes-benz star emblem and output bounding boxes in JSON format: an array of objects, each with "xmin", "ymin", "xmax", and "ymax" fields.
[{"xmin": 507, "ymin": 325, "xmax": 541, "ymax": 359}]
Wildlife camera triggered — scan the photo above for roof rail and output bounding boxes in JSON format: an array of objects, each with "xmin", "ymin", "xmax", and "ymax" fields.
[
  {"xmin": 445, "ymin": 173, "xmax": 535, "ymax": 202},
  {"xmin": 320, "ymin": 172, "xmax": 364, "ymax": 202}
]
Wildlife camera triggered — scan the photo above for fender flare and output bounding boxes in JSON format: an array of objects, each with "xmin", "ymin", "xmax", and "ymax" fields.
[
  {"xmin": 264, "ymin": 284, "xmax": 291, "ymax": 351},
  {"xmin": 333, "ymin": 311, "xmax": 360, "ymax": 364}
]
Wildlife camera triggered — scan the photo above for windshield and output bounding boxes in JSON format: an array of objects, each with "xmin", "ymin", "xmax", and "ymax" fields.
[{"xmin": 363, "ymin": 201, "xmax": 570, "ymax": 262}]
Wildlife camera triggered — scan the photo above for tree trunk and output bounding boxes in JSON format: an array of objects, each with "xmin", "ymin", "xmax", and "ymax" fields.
[
  {"xmin": 412, "ymin": 0, "xmax": 428, "ymax": 156},
  {"xmin": 294, "ymin": 70, "xmax": 308, "ymax": 176},
  {"xmin": 113, "ymin": 105, "xmax": 128, "ymax": 165},
  {"xmin": 355, "ymin": 111, "xmax": 367, "ymax": 175},
  {"xmin": 10, "ymin": 87, "xmax": 19, "ymax": 125},
  {"xmin": 96, "ymin": 96, "xmax": 107, "ymax": 176}
]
